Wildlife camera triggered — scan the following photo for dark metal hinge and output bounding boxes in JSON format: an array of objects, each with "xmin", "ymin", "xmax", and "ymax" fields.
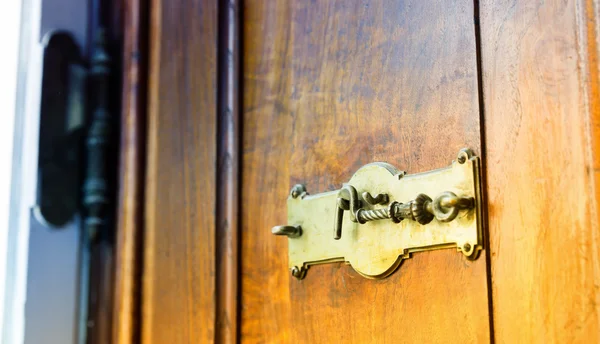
[{"xmin": 36, "ymin": 28, "xmax": 116, "ymax": 344}]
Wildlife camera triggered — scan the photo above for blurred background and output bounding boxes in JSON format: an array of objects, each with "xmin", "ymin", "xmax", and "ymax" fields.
[{"xmin": 1, "ymin": 0, "xmax": 93, "ymax": 343}]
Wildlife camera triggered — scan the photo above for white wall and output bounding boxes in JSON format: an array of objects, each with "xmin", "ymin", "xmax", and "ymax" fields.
[{"xmin": 0, "ymin": 0, "xmax": 25, "ymax": 340}]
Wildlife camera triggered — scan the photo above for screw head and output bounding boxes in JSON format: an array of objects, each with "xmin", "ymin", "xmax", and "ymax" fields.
[
  {"xmin": 463, "ymin": 243, "xmax": 472, "ymax": 252},
  {"xmin": 457, "ymin": 148, "xmax": 474, "ymax": 164},
  {"xmin": 291, "ymin": 266, "xmax": 306, "ymax": 279},
  {"xmin": 290, "ymin": 184, "xmax": 307, "ymax": 199}
]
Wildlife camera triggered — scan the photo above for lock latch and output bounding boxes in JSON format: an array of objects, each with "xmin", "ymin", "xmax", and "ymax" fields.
[{"xmin": 272, "ymin": 148, "xmax": 483, "ymax": 280}]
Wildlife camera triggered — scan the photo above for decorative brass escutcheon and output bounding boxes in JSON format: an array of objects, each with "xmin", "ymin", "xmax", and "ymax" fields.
[{"xmin": 272, "ymin": 148, "xmax": 483, "ymax": 280}]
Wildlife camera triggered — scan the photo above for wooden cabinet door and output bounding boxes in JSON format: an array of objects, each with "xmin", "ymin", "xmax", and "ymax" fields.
[
  {"xmin": 240, "ymin": 1, "xmax": 490, "ymax": 342},
  {"xmin": 140, "ymin": 0, "xmax": 493, "ymax": 343},
  {"xmin": 120, "ymin": 0, "xmax": 600, "ymax": 343}
]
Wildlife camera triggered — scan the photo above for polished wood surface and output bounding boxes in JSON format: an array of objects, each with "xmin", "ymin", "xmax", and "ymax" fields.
[
  {"xmin": 142, "ymin": 0, "xmax": 218, "ymax": 342},
  {"xmin": 112, "ymin": 0, "xmax": 147, "ymax": 342},
  {"xmin": 215, "ymin": 0, "xmax": 241, "ymax": 342},
  {"xmin": 480, "ymin": 0, "xmax": 600, "ymax": 341},
  {"xmin": 241, "ymin": 1, "xmax": 491, "ymax": 342}
]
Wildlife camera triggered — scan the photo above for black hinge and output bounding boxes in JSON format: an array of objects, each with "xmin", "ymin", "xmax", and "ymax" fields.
[{"xmin": 37, "ymin": 28, "xmax": 115, "ymax": 344}]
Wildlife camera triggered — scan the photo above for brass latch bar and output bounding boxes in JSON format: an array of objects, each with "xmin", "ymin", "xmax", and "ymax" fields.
[{"xmin": 334, "ymin": 185, "xmax": 474, "ymax": 240}]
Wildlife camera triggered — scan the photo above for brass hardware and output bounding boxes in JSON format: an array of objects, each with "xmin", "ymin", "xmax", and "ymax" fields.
[
  {"xmin": 291, "ymin": 266, "xmax": 307, "ymax": 279},
  {"xmin": 334, "ymin": 188, "xmax": 474, "ymax": 240},
  {"xmin": 272, "ymin": 225, "xmax": 302, "ymax": 238},
  {"xmin": 272, "ymin": 148, "xmax": 483, "ymax": 280},
  {"xmin": 362, "ymin": 192, "xmax": 389, "ymax": 205},
  {"xmin": 290, "ymin": 184, "xmax": 307, "ymax": 199}
]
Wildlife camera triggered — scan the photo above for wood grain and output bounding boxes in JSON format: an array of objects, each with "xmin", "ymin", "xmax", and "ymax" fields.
[
  {"xmin": 241, "ymin": 0, "xmax": 491, "ymax": 342},
  {"xmin": 215, "ymin": 0, "xmax": 241, "ymax": 342},
  {"xmin": 142, "ymin": 0, "xmax": 218, "ymax": 343},
  {"xmin": 480, "ymin": 0, "xmax": 600, "ymax": 341},
  {"xmin": 89, "ymin": 243, "xmax": 115, "ymax": 344},
  {"xmin": 112, "ymin": 0, "xmax": 147, "ymax": 342}
]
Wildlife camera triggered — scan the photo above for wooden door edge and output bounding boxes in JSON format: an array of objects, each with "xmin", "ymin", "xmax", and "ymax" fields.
[
  {"xmin": 480, "ymin": 0, "xmax": 600, "ymax": 341},
  {"xmin": 579, "ymin": 0, "xmax": 600, "ymax": 215},
  {"xmin": 473, "ymin": 1, "xmax": 497, "ymax": 341},
  {"xmin": 112, "ymin": 0, "xmax": 149, "ymax": 342}
]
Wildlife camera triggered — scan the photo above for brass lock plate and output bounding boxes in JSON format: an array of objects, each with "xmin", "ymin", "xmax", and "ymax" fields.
[{"xmin": 273, "ymin": 149, "xmax": 483, "ymax": 279}]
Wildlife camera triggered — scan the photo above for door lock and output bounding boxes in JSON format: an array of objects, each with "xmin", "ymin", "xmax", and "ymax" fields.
[
  {"xmin": 334, "ymin": 185, "xmax": 474, "ymax": 240},
  {"xmin": 272, "ymin": 148, "xmax": 483, "ymax": 280}
]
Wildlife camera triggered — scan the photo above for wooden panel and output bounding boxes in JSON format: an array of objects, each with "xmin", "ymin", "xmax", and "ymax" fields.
[
  {"xmin": 142, "ymin": 0, "xmax": 217, "ymax": 343},
  {"xmin": 241, "ymin": 1, "xmax": 491, "ymax": 343},
  {"xmin": 480, "ymin": 0, "xmax": 600, "ymax": 341},
  {"xmin": 112, "ymin": 0, "xmax": 147, "ymax": 342}
]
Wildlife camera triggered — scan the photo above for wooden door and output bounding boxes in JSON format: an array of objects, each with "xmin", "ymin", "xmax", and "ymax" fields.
[
  {"xmin": 139, "ymin": 0, "xmax": 492, "ymax": 342},
  {"xmin": 241, "ymin": 0, "xmax": 490, "ymax": 342},
  {"xmin": 112, "ymin": 0, "xmax": 600, "ymax": 343}
]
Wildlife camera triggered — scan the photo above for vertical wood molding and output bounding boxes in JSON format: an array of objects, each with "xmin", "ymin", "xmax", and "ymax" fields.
[
  {"xmin": 578, "ymin": 0, "xmax": 600, "ymax": 335},
  {"xmin": 580, "ymin": 0, "xmax": 600, "ymax": 227},
  {"xmin": 481, "ymin": 0, "xmax": 600, "ymax": 341},
  {"xmin": 142, "ymin": 0, "xmax": 218, "ymax": 343},
  {"xmin": 215, "ymin": 0, "xmax": 240, "ymax": 342},
  {"xmin": 112, "ymin": 0, "xmax": 147, "ymax": 342}
]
